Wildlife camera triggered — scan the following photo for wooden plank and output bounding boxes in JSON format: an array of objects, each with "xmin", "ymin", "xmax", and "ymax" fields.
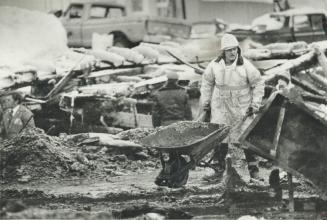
[
  {"xmin": 165, "ymin": 48, "xmax": 204, "ymax": 74},
  {"xmin": 242, "ymin": 140, "xmax": 275, "ymax": 160},
  {"xmin": 270, "ymin": 100, "xmax": 286, "ymax": 158},
  {"xmin": 292, "ymin": 76, "xmax": 326, "ymax": 96},
  {"xmin": 288, "ymin": 173, "xmax": 295, "ymax": 212},
  {"xmin": 45, "ymin": 55, "xmax": 89, "ymax": 99}
]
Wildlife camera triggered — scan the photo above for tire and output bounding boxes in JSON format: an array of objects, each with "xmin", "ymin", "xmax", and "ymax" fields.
[{"xmin": 113, "ymin": 34, "xmax": 130, "ymax": 48}]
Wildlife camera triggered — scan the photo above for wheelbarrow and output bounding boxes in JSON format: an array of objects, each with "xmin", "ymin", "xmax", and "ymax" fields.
[{"xmin": 140, "ymin": 121, "xmax": 230, "ymax": 188}]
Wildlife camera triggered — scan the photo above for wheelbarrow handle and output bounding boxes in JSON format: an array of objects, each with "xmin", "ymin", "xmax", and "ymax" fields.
[{"xmin": 196, "ymin": 110, "xmax": 210, "ymax": 122}]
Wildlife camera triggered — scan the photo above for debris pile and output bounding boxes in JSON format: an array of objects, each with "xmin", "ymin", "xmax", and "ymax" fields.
[
  {"xmin": 242, "ymin": 41, "xmax": 327, "ymax": 121},
  {"xmin": 60, "ymin": 131, "xmax": 162, "ymax": 179},
  {"xmin": 0, "ymin": 128, "xmax": 91, "ymax": 183},
  {"xmin": 0, "ymin": 128, "xmax": 162, "ymax": 184},
  {"xmin": 117, "ymin": 127, "xmax": 155, "ymax": 143}
]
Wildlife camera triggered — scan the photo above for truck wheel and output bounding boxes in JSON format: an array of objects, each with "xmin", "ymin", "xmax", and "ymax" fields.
[{"xmin": 113, "ymin": 35, "xmax": 130, "ymax": 48}]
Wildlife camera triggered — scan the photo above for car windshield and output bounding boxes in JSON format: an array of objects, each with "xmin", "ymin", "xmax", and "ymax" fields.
[
  {"xmin": 64, "ymin": 4, "xmax": 83, "ymax": 19},
  {"xmin": 190, "ymin": 23, "xmax": 217, "ymax": 38},
  {"xmin": 270, "ymin": 14, "xmax": 286, "ymax": 27}
]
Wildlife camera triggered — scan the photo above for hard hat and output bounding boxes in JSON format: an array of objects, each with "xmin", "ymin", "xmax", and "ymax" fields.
[
  {"xmin": 166, "ymin": 70, "xmax": 178, "ymax": 80},
  {"xmin": 221, "ymin": 33, "xmax": 239, "ymax": 50}
]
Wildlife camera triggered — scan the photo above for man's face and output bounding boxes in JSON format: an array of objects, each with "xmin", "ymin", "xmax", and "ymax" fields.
[
  {"xmin": 224, "ymin": 47, "xmax": 238, "ymax": 64},
  {"xmin": 1, "ymin": 95, "xmax": 18, "ymax": 110}
]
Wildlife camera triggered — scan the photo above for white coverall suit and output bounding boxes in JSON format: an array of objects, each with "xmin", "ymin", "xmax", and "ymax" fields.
[{"xmin": 200, "ymin": 52, "xmax": 265, "ymax": 172}]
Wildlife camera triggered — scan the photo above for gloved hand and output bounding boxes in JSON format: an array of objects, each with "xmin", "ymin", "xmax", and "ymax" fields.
[
  {"xmin": 48, "ymin": 79, "xmax": 57, "ymax": 85},
  {"xmin": 246, "ymin": 106, "xmax": 254, "ymax": 116},
  {"xmin": 246, "ymin": 105, "xmax": 260, "ymax": 116},
  {"xmin": 276, "ymin": 79, "xmax": 288, "ymax": 90}
]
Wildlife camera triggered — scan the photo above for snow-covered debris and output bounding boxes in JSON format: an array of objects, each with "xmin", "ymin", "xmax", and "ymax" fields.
[
  {"xmin": 108, "ymin": 47, "xmax": 144, "ymax": 64},
  {"xmin": 77, "ymin": 82, "xmax": 134, "ymax": 97},
  {"xmin": 0, "ymin": 6, "xmax": 68, "ymax": 68},
  {"xmin": 252, "ymin": 13, "xmax": 285, "ymax": 32}
]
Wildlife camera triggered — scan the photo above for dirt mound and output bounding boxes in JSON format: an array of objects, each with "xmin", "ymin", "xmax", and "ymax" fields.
[
  {"xmin": 140, "ymin": 121, "xmax": 223, "ymax": 148},
  {"xmin": 0, "ymin": 128, "xmax": 90, "ymax": 184}
]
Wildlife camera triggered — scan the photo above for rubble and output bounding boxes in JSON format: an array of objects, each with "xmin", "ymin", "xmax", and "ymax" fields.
[
  {"xmin": 0, "ymin": 128, "xmax": 162, "ymax": 185},
  {"xmin": 0, "ymin": 128, "xmax": 90, "ymax": 183},
  {"xmin": 1, "ymin": 5, "xmax": 327, "ymax": 219}
]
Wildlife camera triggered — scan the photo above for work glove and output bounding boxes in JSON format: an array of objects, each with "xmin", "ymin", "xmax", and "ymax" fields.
[
  {"xmin": 246, "ymin": 105, "xmax": 259, "ymax": 117},
  {"xmin": 276, "ymin": 79, "xmax": 288, "ymax": 90}
]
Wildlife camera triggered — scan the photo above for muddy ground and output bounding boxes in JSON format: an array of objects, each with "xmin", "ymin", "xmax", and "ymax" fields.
[{"xmin": 0, "ymin": 129, "xmax": 326, "ymax": 220}]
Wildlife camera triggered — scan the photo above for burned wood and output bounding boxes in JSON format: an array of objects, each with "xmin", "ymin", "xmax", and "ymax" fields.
[
  {"xmin": 45, "ymin": 67, "xmax": 84, "ymax": 100},
  {"xmin": 307, "ymin": 71, "xmax": 327, "ymax": 89},
  {"xmin": 301, "ymin": 93, "xmax": 327, "ymax": 105},
  {"xmin": 291, "ymin": 76, "xmax": 326, "ymax": 96},
  {"xmin": 165, "ymin": 48, "xmax": 205, "ymax": 74},
  {"xmin": 263, "ymin": 51, "xmax": 316, "ymax": 82}
]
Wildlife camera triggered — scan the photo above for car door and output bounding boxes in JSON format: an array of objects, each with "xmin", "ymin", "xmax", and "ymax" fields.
[
  {"xmin": 61, "ymin": 4, "xmax": 84, "ymax": 47},
  {"xmin": 292, "ymin": 14, "xmax": 314, "ymax": 43},
  {"xmin": 310, "ymin": 14, "xmax": 327, "ymax": 42}
]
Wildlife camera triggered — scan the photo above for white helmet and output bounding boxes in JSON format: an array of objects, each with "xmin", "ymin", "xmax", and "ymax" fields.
[
  {"xmin": 221, "ymin": 33, "xmax": 239, "ymax": 50},
  {"xmin": 165, "ymin": 70, "xmax": 178, "ymax": 80}
]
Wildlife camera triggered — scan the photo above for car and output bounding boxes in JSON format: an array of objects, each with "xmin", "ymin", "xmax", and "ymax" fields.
[
  {"xmin": 228, "ymin": 8, "xmax": 327, "ymax": 44},
  {"xmin": 58, "ymin": 1, "xmax": 191, "ymax": 48}
]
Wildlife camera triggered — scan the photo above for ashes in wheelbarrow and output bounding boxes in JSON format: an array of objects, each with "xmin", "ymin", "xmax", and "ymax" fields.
[{"xmin": 140, "ymin": 121, "xmax": 230, "ymax": 188}]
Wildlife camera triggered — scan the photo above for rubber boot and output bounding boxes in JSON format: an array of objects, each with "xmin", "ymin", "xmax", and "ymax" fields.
[{"xmin": 202, "ymin": 144, "xmax": 228, "ymax": 183}]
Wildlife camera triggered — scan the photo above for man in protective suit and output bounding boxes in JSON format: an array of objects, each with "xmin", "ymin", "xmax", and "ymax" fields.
[{"xmin": 200, "ymin": 33, "xmax": 265, "ymax": 182}]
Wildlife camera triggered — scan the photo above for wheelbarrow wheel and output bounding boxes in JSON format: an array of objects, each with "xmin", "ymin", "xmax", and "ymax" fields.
[{"xmin": 155, "ymin": 153, "xmax": 189, "ymax": 188}]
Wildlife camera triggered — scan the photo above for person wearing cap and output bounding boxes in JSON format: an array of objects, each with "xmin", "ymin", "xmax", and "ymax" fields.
[
  {"xmin": 151, "ymin": 70, "xmax": 192, "ymax": 127},
  {"xmin": 0, "ymin": 91, "xmax": 35, "ymax": 139},
  {"xmin": 200, "ymin": 33, "xmax": 265, "ymax": 182}
]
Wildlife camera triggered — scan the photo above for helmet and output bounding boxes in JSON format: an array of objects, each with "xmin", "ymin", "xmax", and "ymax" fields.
[
  {"xmin": 221, "ymin": 33, "xmax": 239, "ymax": 50},
  {"xmin": 166, "ymin": 70, "xmax": 178, "ymax": 80}
]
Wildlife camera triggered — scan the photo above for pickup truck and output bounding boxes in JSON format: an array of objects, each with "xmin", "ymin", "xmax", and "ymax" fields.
[
  {"xmin": 229, "ymin": 8, "xmax": 327, "ymax": 44},
  {"xmin": 59, "ymin": 1, "xmax": 191, "ymax": 48}
]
